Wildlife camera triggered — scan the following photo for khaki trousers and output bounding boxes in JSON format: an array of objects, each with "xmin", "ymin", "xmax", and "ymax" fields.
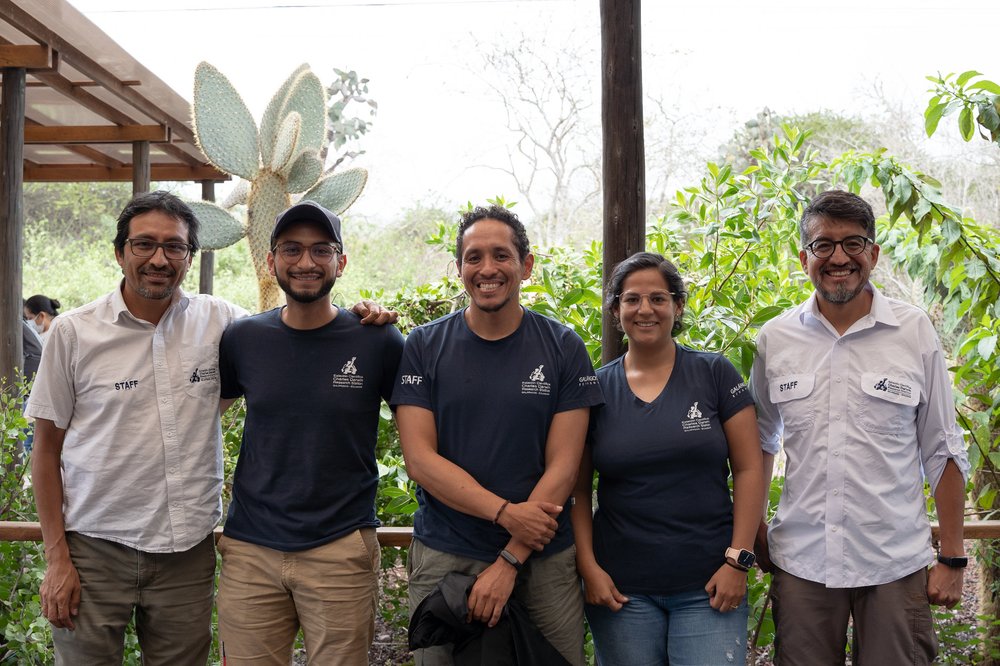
[{"xmin": 217, "ymin": 529, "xmax": 379, "ymax": 666}]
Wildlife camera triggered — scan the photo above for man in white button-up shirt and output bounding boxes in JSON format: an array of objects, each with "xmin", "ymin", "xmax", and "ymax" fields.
[
  {"xmin": 750, "ymin": 190, "xmax": 969, "ymax": 665},
  {"xmin": 27, "ymin": 191, "xmax": 247, "ymax": 665}
]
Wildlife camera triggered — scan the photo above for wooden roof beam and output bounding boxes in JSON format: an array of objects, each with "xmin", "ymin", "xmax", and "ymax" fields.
[
  {"xmin": 24, "ymin": 164, "xmax": 229, "ymax": 183},
  {"xmin": 25, "ymin": 124, "xmax": 169, "ymax": 144},
  {"xmin": 0, "ymin": 44, "xmax": 52, "ymax": 68}
]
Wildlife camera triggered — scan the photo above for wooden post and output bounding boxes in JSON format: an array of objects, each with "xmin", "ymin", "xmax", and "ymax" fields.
[
  {"xmin": 1, "ymin": 67, "xmax": 26, "ymax": 385},
  {"xmin": 131, "ymin": 140, "xmax": 150, "ymax": 195},
  {"xmin": 199, "ymin": 180, "xmax": 215, "ymax": 294},
  {"xmin": 600, "ymin": 0, "xmax": 645, "ymax": 365}
]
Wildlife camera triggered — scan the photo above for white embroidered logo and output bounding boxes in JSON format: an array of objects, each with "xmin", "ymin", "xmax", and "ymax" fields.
[
  {"xmin": 332, "ymin": 356, "xmax": 364, "ymax": 389},
  {"xmin": 681, "ymin": 402, "xmax": 711, "ymax": 432},
  {"xmin": 521, "ymin": 363, "xmax": 551, "ymax": 396}
]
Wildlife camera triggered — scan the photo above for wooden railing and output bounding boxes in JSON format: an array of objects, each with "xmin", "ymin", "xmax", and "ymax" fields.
[
  {"xmin": 4, "ymin": 521, "xmax": 1000, "ymax": 547},
  {"xmin": 0, "ymin": 522, "xmax": 413, "ymax": 548}
]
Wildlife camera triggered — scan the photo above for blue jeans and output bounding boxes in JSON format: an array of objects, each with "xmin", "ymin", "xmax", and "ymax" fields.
[{"xmin": 586, "ymin": 589, "xmax": 748, "ymax": 666}]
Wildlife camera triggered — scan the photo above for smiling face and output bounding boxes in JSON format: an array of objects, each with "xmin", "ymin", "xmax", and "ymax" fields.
[
  {"xmin": 613, "ymin": 267, "xmax": 683, "ymax": 350},
  {"xmin": 115, "ymin": 210, "xmax": 192, "ymax": 303},
  {"xmin": 458, "ymin": 218, "xmax": 533, "ymax": 316},
  {"xmin": 267, "ymin": 221, "xmax": 346, "ymax": 304},
  {"xmin": 800, "ymin": 215, "xmax": 879, "ymax": 306}
]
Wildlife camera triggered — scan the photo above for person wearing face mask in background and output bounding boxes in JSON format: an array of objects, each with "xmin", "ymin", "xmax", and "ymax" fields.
[{"xmin": 23, "ymin": 295, "xmax": 61, "ymax": 346}]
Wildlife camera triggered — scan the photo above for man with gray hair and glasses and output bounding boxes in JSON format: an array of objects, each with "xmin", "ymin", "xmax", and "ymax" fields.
[{"xmin": 750, "ymin": 189, "xmax": 969, "ymax": 664}]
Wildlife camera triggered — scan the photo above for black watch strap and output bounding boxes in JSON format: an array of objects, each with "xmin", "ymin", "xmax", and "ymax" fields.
[
  {"xmin": 937, "ymin": 555, "xmax": 968, "ymax": 568},
  {"xmin": 498, "ymin": 548, "xmax": 523, "ymax": 571}
]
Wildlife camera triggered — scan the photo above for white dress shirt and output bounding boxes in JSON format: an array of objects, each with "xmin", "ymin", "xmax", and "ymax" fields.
[
  {"xmin": 750, "ymin": 285, "xmax": 968, "ymax": 588},
  {"xmin": 27, "ymin": 285, "xmax": 246, "ymax": 553}
]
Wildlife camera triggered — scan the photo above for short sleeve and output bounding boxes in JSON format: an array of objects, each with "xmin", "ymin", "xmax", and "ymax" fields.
[
  {"xmin": 218, "ymin": 325, "xmax": 243, "ymax": 400},
  {"xmin": 379, "ymin": 326, "xmax": 406, "ymax": 403},
  {"xmin": 554, "ymin": 331, "xmax": 603, "ymax": 413},
  {"xmin": 714, "ymin": 354, "xmax": 753, "ymax": 422},
  {"xmin": 25, "ymin": 316, "xmax": 78, "ymax": 428},
  {"xmin": 749, "ymin": 330, "xmax": 783, "ymax": 455},
  {"xmin": 390, "ymin": 327, "xmax": 432, "ymax": 409}
]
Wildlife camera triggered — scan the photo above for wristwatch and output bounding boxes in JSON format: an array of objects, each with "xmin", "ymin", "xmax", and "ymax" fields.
[
  {"xmin": 937, "ymin": 555, "xmax": 968, "ymax": 568},
  {"xmin": 498, "ymin": 548, "xmax": 523, "ymax": 572},
  {"xmin": 725, "ymin": 547, "xmax": 756, "ymax": 570}
]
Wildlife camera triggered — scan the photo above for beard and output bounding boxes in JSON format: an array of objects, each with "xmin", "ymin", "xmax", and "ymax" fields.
[
  {"xmin": 276, "ymin": 273, "xmax": 335, "ymax": 304},
  {"xmin": 818, "ymin": 282, "xmax": 866, "ymax": 304},
  {"xmin": 135, "ymin": 268, "xmax": 178, "ymax": 300}
]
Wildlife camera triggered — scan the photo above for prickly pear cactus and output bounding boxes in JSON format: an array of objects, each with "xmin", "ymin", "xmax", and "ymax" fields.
[{"xmin": 190, "ymin": 62, "xmax": 368, "ymax": 311}]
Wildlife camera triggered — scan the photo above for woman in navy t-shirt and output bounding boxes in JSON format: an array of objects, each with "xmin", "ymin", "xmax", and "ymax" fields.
[{"xmin": 571, "ymin": 252, "xmax": 764, "ymax": 665}]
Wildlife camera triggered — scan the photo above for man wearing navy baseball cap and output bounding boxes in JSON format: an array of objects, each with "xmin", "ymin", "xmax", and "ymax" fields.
[{"xmin": 216, "ymin": 200, "xmax": 404, "ymax": 664}]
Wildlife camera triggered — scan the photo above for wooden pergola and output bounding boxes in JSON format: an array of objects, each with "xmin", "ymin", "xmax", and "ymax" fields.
[{"xmin": 0, "ymin": 0, "xmax": 227, "ymax": 384}]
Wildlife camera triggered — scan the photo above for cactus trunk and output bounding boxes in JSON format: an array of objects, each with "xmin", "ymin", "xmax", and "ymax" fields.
[{"xmin": 246, "ymin": 170, "xmax": 291, "ymax": 311}]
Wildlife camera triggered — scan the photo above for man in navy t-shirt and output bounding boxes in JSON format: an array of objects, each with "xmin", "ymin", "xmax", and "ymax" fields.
[
  {"xmin": 392, "ymin": 204, "xmax": 603, "ymax": 666},
  {"xmin": 217, "ymin": 201, "xmax": 404, "ymax": 664}
]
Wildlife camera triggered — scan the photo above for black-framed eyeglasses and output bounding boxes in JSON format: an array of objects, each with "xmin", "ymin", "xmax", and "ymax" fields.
[
  {"xmin": 272, "ymin": 242, "xmax": 341, "ymax": 264},
  {"xmin": 125, "ymin": 238, "xmax": 193, "ymax": 260},
  {"xmin": 615, "ymin": 291, "xmax": 678, "ymax": 309},
  {"xmin": 805, "ymin": 235, "xmax": 873, "ymax": 258}
]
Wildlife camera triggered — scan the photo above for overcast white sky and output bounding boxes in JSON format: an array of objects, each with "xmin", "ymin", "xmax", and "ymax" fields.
[{"xmin": 70, "ymin": 0, "xmax": 1000, "ymax": 224}]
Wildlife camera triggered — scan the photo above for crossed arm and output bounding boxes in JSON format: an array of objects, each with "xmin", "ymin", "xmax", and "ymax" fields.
[{"xmin": 396, "ymin": 404, "xmax": 589, "ymax": 626}]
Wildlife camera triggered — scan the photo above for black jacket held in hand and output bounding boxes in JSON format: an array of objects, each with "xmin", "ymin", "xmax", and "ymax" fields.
[{"xmin": 408, "ymin": 571, "xmax": 571, "ymax": 666}]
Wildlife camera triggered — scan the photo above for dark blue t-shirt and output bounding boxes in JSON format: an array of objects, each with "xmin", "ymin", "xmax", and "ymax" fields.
[
  {"xmin": 218, "ymin": 307, "xmax": 404, "ymax": 551},
  {"xmin": 589, "ymin": 345, "xmax": 753, "ymax": 595},
  {"xmin": 390, "ymin": 308, "xmax": 604, "ymax": 562}
]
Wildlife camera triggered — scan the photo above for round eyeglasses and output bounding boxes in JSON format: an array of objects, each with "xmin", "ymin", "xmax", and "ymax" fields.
[
  {"xmin": 805, "ymin": 235, "xmax": 873, "ymax": 258},
  {"xmin": 125, "ymin": 238, "xmax": 192, "ymax": 260},
  {"xmin": 272, "ymin": 242, "xmax": 341, "ymax": 264}
]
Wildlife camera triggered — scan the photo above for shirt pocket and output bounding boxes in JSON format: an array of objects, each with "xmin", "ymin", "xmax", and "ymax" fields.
[
  {"xmin": 179, "ymin": 344, "xmax": 221, "ymax": 398},
  {"xmin": 768, "ymin": 373, "xmax": 816, "ymax": 431},
  {"xmin": 855, "ymin": 371, "xmax": 920, "ymax": 436}
]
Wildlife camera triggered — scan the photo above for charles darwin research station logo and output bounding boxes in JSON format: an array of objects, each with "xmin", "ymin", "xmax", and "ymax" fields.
[
  {"xmin": 332, "ymin": 355, "xmax": 364, "ymax": 389},
  {"xmin": 681, "ymin": 401, "xmax": 711, "ymax": 432},
  {"xmin": 189, "ymin": 366, "xmax": 218, "ymax": 384},
  {"xmin": 873, "ymin": 376, "xmax": 913, "ymax": 400},
  {"xmin": 521, "ymin": 364, "xmax": 552, "ymax": 396}
]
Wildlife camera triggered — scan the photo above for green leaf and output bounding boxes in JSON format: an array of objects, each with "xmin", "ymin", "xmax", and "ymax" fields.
[
  {"xmin": 978, "ymin": 102, "xmax": 1000, "ymax": 132},
  {"xmin": 924, "ymin": 102, "xmax": 948, "ymax": 137},
  {"xmin": 969, "ymin": 79, "xmax": 1000, "ymax": 94},
  {"xmin": 192, "ymin": 62, "xmax": 260, "ymax": 180},
  {"xmin": 959, "ymin": 107, "xmax": 975, "ymax": 141},
  {"xmin": 978, "ymin": 334, "xmax": 998, "ymax": 360},
  {"xmin": 749, "ymin": 305, "xmax": 786, "ymax": 326},
  {"xmin": 955, "ymin": 70, "xmax": 982, "ymax": 87}
]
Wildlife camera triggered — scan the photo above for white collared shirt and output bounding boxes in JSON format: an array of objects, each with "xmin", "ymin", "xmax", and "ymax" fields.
[
  {"xmin": 750, "ymin": 285, "xmax": 968, "ymax": 588},
  {"xmin": 27, "ymin": 286, "xmax": 246, "ymax": 553}
]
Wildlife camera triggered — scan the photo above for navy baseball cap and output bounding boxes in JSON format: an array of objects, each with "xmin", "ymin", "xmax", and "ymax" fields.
[{"xmin": 270, "ymin": 200, "xmax": 343, "ymax": 249}]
